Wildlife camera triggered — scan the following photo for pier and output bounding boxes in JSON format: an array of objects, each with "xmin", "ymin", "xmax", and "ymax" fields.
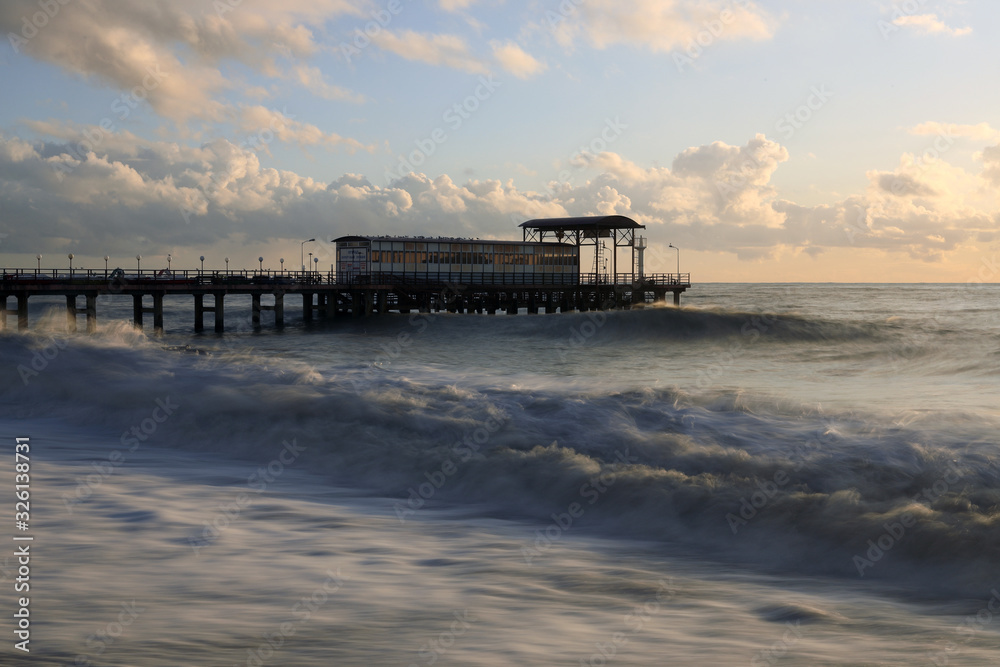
[
  {"xmin": 0, "ymin": 268, "xmax": 690, "ymax": 333},
  {"xmin": 1, "ymin": 217, "xmax": 690, "ymax": 333}
]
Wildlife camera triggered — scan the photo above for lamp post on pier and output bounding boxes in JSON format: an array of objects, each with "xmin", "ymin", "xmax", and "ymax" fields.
[
  {"xmin": 200, "ymin": 256, "xmax": 205, "ymax": 273},
  {"xmin": 36, "ymin": 254, "xmax": 41, "ymax": 274},
  {"xmin": 104, "ymin": 255, "xmax": 110, "ymax": 277},
  {"xmin": 136, "ymin": 254, "xmax": 142, "ymax": 274},
  {"xmin": 301, "ymin": 238, "xmax": 315, "ymax": 273},
  {"xmin": 68, "ymin": 253, "xmax": 74, "ymax": 278},
  {"xmin": 668, "ymin": 243, "xmax": 680, "ymax": 276}
]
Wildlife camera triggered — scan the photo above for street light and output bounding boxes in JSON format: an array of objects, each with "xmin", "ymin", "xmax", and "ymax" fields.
[
  {"xmin": 225, "ymin": 257, "xmax": 230, "ymax": 274},
  {"xmin": 279, "ymin": 258, "xmax": 284, "ymax": 274},
  {"xmin": 313, "ymin": 256, "xmax": 319, "ymax": 278},
  {"xmin": 668, "ymin": 243, "xmax": 680, "ymax": 275},
  {"xmin": 308, "ymin": 252, "xmax": 313, "ymax": 274},
  {"xmin": 258, "ymin": 256, "xmax": 264, "ymax": 271},
  {"xmin": 136, "ymin": 254, "xmax": 142, "ymax": 274},
  {"xmin": 301, "ymin": 238, "xmax": 315, "ymax": 272},
  {"xmin": 104, "ymin": 255, "xmax": 110, "ymax": 277},
  {"xmin": 68, "ymin": 253, "xmax": 74, "ymax": 278},
  {"xmin": 36, "ymin": 254, "xmax": 41, "ymax": 273},
  {"xmin": 167, "ymin": 254, "xmax": 172, "ymax": 272},
  {"xmin": 200, "ymin": 255, "xmax": 205, "ymax": 272}
]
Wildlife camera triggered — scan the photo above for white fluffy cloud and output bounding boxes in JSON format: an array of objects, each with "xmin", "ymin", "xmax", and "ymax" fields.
[{"xmin": 2, "ymin": 130, "xmax": 998, "ymax": 264}]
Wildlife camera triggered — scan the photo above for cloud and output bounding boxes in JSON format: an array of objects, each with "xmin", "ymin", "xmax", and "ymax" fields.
[
  {"xmin": 234, "ymin": 107, "xmax": 376, "ymax": 153},
  {"xmin": 1, "ymin": 131, "xmax": 997, "ymax": 265},
  {"xmin": 439, "ymin": 0, "xmax": 480, "ymax": 10},
  {"xmin": 291, "ymin": 65, "xmax": 367, "ymax": 104},
  {"xmin": 0, "ymin": 0, "xmax": 365, "ymax": 120},
  {"xmin": 979, "ymin": 145, "xmax": 1000, "ymax": 186},
  {"xmin": 910, "ymin": 122, "xmax": 1000, "ymax": 143},
  {"xmin": 547, "ymin": 0, "xmax": 775, "ymax": 52},
  {"xmin": 491, "ymin": 41, "xmax": 546, "ymax": 79},
  {"xmin": 371, "ymin": 29, "xmax": 489, "ymax": 74},
  {"xmin": 893, "ymin": 13, "xmax": 972, "ymax": 37}
]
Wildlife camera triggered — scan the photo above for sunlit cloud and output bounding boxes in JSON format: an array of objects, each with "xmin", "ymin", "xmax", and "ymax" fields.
[
  {"xmin": 371, "ymin": 29, "xmax": 489, "ymax": 74},
  {"xmin": 893, "ymin": 13, "xmax": 972, "ymax": 37},
  {"xmin": 491, "ymin": 41, "xmax": 546, "ymax": 79}
]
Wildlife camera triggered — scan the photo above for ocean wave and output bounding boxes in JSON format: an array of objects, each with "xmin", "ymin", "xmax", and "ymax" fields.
[
  {"xmin": 318, "ymin": 305, "xmax": 889, "ymax": 346},
  {"xmin": 2, "ymin": 329, "xmax": 997, "ymax": 598}
]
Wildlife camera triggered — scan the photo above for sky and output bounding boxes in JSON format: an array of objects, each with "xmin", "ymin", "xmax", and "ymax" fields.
[{"xmin": 0, "ymin": 0, "xmax": 998, "ymax": 281}]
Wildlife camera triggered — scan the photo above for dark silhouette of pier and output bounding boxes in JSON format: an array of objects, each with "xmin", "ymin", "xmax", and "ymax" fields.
[{"xmin": 0, "ymin": 268, "xmax": 690, "ymax": 333}]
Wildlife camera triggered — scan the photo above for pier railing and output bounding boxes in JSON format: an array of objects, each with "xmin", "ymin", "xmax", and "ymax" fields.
[
  {"xmin": 1, "ymin": 268, "xmax": 332, "ymax": 285},
  {"xmin": 2, "ymin": 268, "xmax": 690, "ymax": 288},
  {"xmin": 340, "ymin": 271, "xmax": 691, "ymax": 287}
]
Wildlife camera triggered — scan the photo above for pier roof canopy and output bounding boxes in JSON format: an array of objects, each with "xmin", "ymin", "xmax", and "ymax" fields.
[
  {"xmin": 519, "ymin": 215, "xmax": 644, "ymax": 246},
  {"xmin": 519, "ymin": 215, "xmax": 643, "ymax": 232}
]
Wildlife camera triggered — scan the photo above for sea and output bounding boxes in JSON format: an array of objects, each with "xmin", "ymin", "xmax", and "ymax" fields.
[{"xmin": 1, "ymin": 283, "xmax": 998, "ymax": 666}]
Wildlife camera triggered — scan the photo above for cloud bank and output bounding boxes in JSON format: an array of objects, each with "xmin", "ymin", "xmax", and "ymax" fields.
[{"xmin": 2, "ymin": 129, "xmax": 997, "ymax": 264}]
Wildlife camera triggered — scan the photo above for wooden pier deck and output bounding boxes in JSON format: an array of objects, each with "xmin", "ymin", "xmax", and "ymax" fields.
[{"xmin": 0, "ymin": 268, "xmax": 691, "ymax": 333}]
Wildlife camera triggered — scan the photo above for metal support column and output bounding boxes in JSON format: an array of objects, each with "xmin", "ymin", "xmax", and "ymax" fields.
[
  {"xmin": 152, "ymin": 293, "xmax": 164, "ymax": 332},
  {"xmin": 66, "ymin": 294, "xmax": 78, "ymax": 333},
  {"xmin": 194, "ymin": 294, "xmax": 204, "ymax": 332},
  {"xmin": 302, "ymin": 293, "xmax": 313, "ymax": 322},
  {"xmin": 132, "ymin": 294, "xmax": 144, "ymax": 329},
  {"xmin": 274, "ymin": 293, "xmax": 284, "ymax": 327},
  {"xmin": 85, "ymin": 293, "xmax": 97, "ymax": 333},
  {"xmin": 214, "ymin": 292, "xmax": 225, "ymax": 333},
  {"xmin": 17, "ymin": 293, "xmax": 28, "ymax": 331}
]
